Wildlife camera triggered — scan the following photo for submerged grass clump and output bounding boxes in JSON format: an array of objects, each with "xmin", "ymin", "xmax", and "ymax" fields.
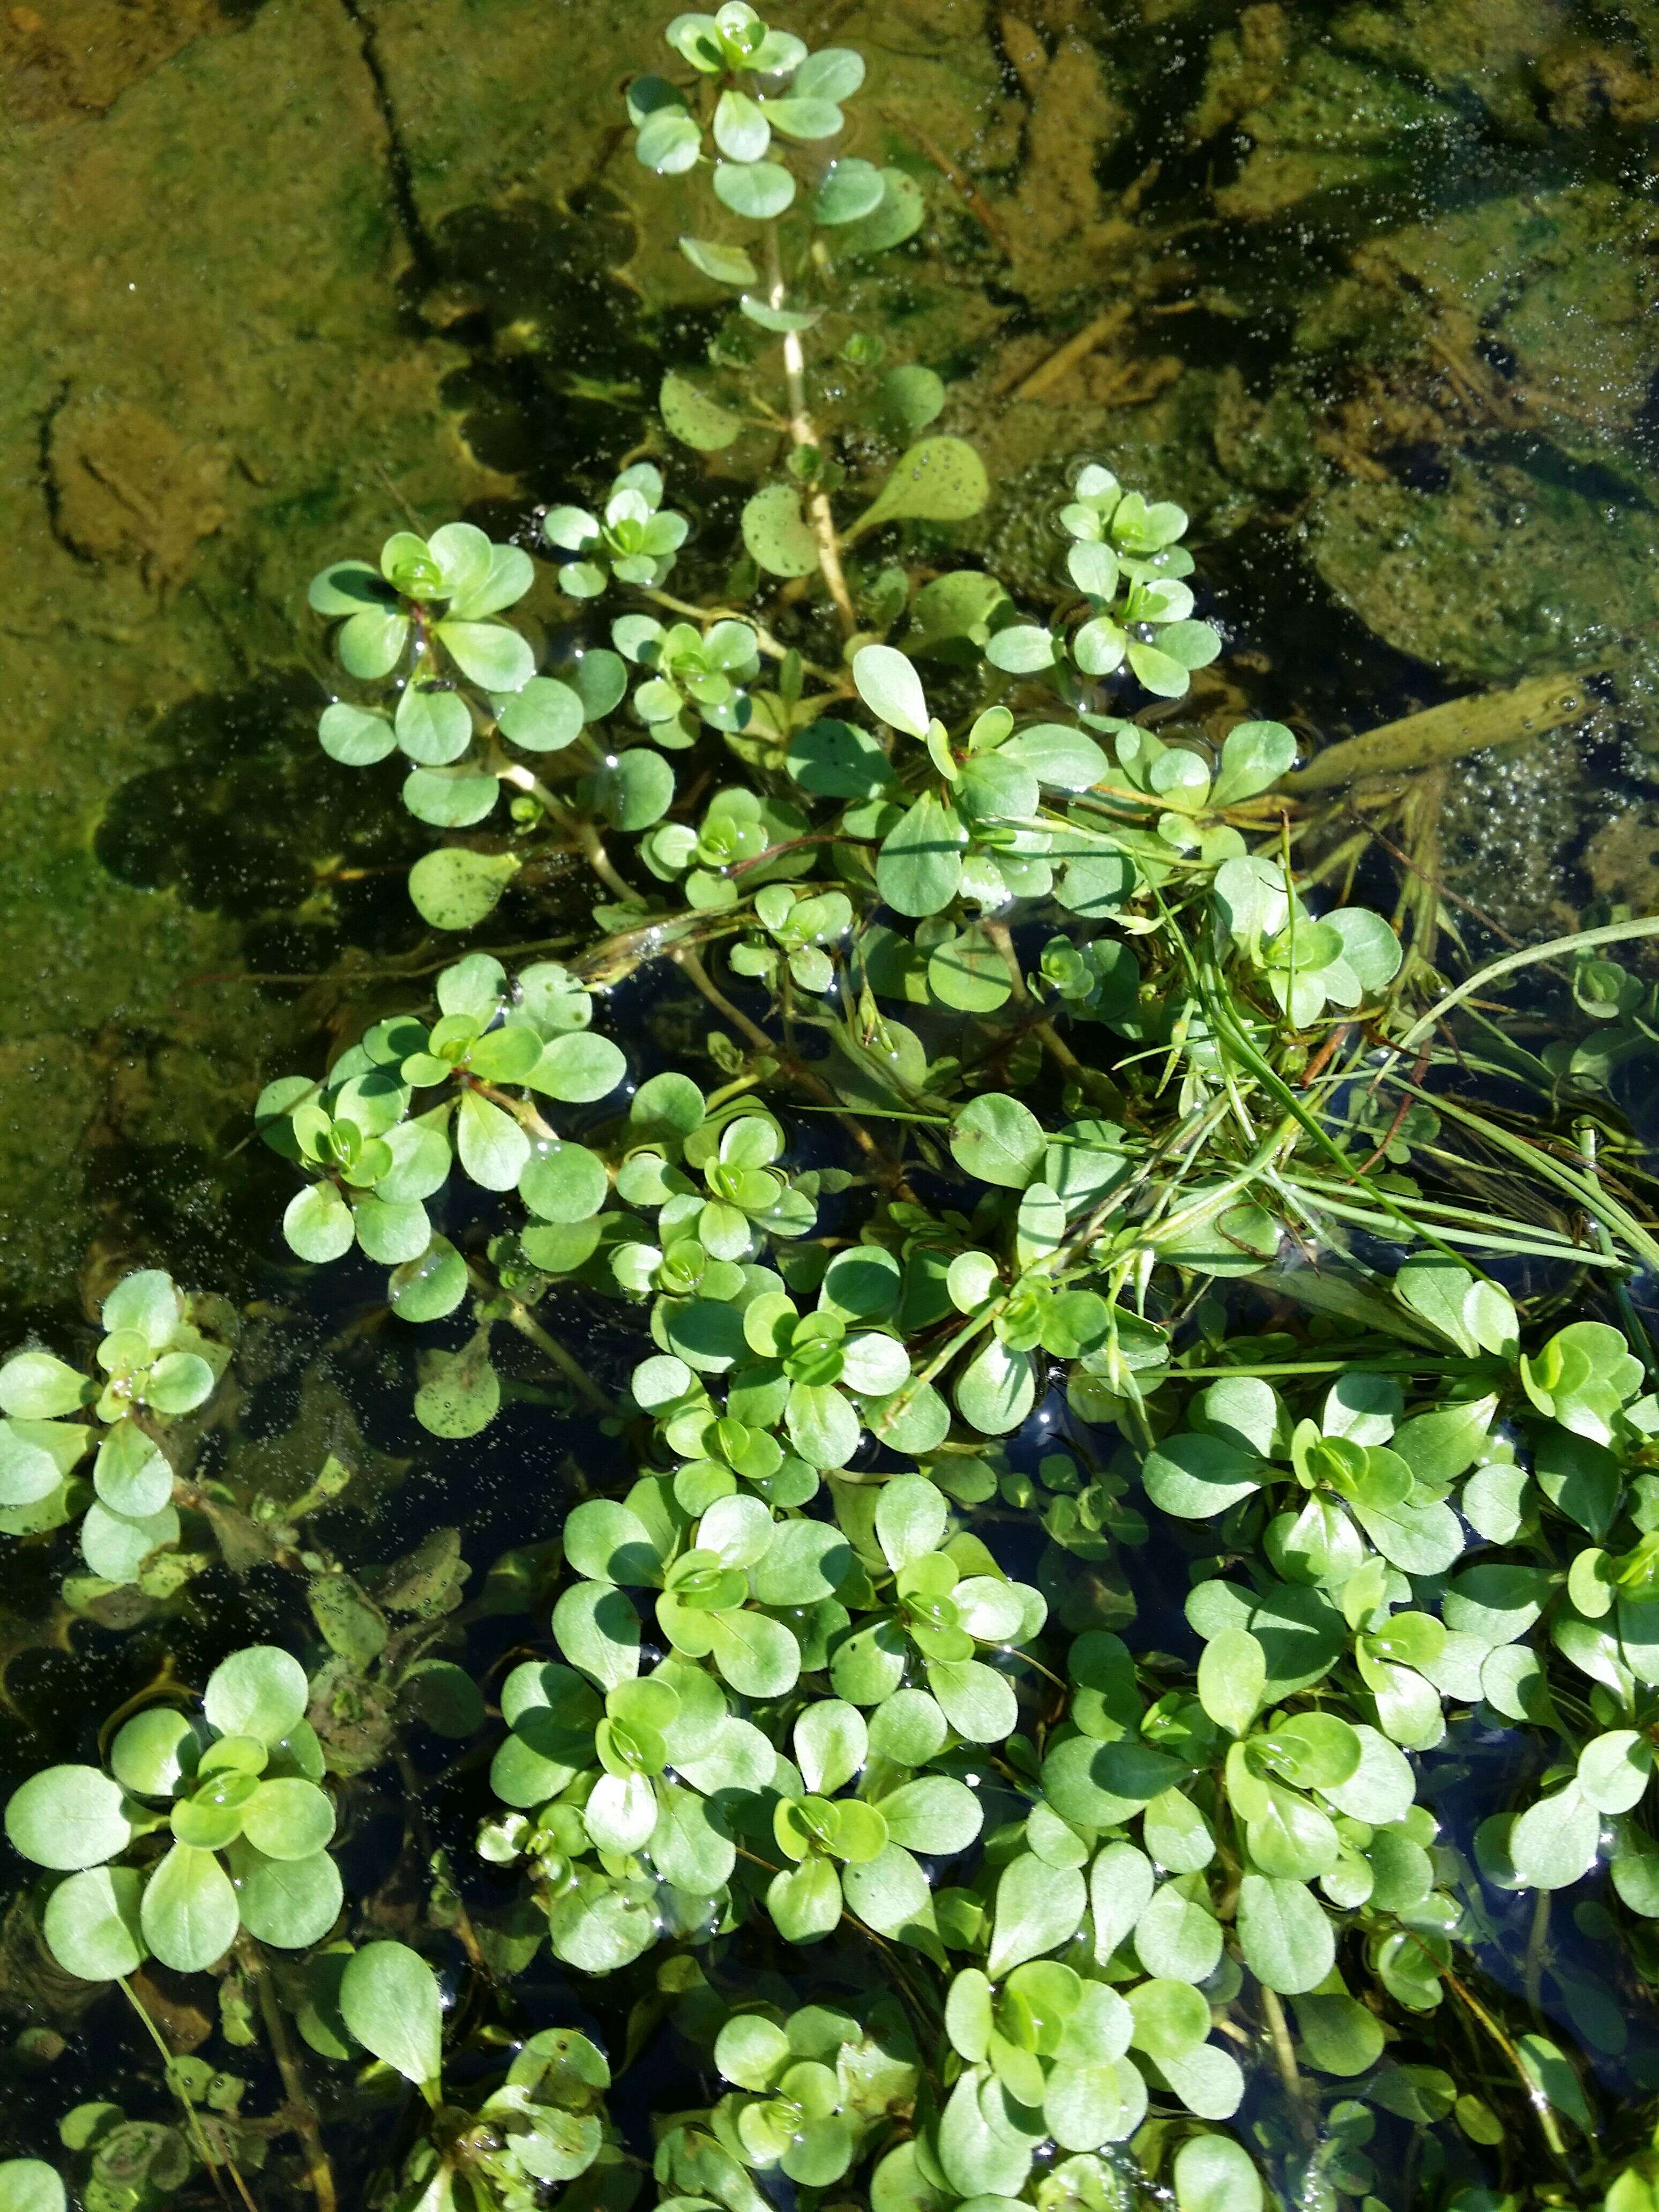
[{"xmin": 3, "ymin": 9, "xmax": 1659, "ymax": 2211}]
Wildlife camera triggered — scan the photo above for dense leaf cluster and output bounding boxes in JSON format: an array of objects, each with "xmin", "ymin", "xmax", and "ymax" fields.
[{"xmin": 3, "ymin": 11, "xmax": 1658, "ymax": 2212}]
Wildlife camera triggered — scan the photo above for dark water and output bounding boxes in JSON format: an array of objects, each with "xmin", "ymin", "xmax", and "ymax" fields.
[{"xmin": 2, "ymin": 0, "xmax": 1658, "ymax": 2195}]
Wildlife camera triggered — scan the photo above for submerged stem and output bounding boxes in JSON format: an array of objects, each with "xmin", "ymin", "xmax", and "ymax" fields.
[
  {"xmin": 766, "ymin": 227, "xmax": 856, "ymax": 636},
  {"xmin": 238, "ymin": 1939, "xmax": 339, "ymax": 2212}
]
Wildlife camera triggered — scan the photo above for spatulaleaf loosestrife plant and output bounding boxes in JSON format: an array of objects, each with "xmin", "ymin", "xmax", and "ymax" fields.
[
  {"xmin": 8, "ymin": 10, "xmax": 1659, "ymax": 2212},
  {"xmin": 0, "ymin": 1268, "xmax": 230, "ymax": 1589}
]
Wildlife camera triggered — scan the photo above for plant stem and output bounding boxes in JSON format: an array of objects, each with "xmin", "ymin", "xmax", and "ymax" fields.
[
  {"xmin": 237, "ymin": 1939, "xmax": 339, "ymax": 2212},
  {"xmin": 495, "ymin": 757, "xmax": 636, "ymax": 903},
  {"xmin": 765, "ymin": 227, "xmax": 856, "ymax": 636},
  {"xmin": 1259, "ymin": 1986, "xmax": 1316, "ymax": 2145},
  {"xmin": 117, "ymin": 1976, "xmax": 258, "ymax": 2212},
  {"xmin": 467, "ymin": 1263, "xmax": 616, "ymax": 1414},
  {"xmin": 671, "ymin": 947, "xmax": 912, "ymax": 1194}
]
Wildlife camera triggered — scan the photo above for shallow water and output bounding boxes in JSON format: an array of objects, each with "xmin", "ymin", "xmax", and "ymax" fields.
[{"xmin": 2, "ymin": 0, "xmax": 1658, "ymax": 2199}]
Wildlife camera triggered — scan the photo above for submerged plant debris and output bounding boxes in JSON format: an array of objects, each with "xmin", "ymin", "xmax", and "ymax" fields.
[{"xmin": 2, "ymin": 6, "xmax": 1659, "ymax": 2212}]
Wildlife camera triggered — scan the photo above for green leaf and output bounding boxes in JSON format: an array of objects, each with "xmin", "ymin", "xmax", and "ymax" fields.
[
  {"xmin": 528, "ymin": 1033, "xmax": 624, "ymax": 1108},
  {"xmin": 926, "ymin": 1657, "xmax": 1017, "ymax": 1743},
  {"xmin": 877, "ymin": 365, "xmax": 947, "ymax": 441},
  {"xmin": 1150, "ymin": 1433, "xmax": 1265, "ymax": 1522},
  {"xmin": 230, "ymin": 1844, "xmax": 343, "ymax": 1949},
  {"xmin": 205, "ymin": 1646, "xmax": 309, "ymax": 1744},
  {"xmin": 785, "ymin": 717, "xmax": 895, "ymax": 800},
  {"xmin": 140, "ymin": 1843, "xmax": 239, "ymax": 1972},
  {"xmin": 853, "ymin": 645, "xmax": 929, "ymax": 738},
  {"xmin": 743, "ymin": 484, "xmax": 820, "ymax": 579},
  {"xmin": 950, "ymin": 1093, "xmax": 1045, "ymax": 1189},
  {"xmin": 796, "ymin": 46, "xmax": 865, "ymax": 99},
  {"xmin": 6, "ymin": 1765, "xmax": 133, "ymax": 1871},
  {"xmin": 340, "ymin": 1941, "xmax": 443, "ymax": 2088},
  {"xmin": 814, "ymin": 156, "xmax": 886, "ymax": 225},
  {"xmin": 492, "ymin": 679, "xmax": 584, "ymax": 756},
  {"xmin": 855, "ymin": 439, "xmax": 989, "ymax": 534},
  {"xmin": 1172, "ymin": 2135, "xmax": 1264, "ymax": 2212},
  {"xmin": 680, "ymin": 236, "xmax": 760, "ymax": 287},
  {"xmin": 388, "ymin": 1235, "xmax": 468, "ymax": 1323},
  {"xmin": 81, "ymin": 1500, "xmax": 177, "ymax": 1585},
  {"xmin": 1579, "ymin": 1729, "xmax": 1653, "ymax": 1814},
  {"xmin": 456, "ymin": 1089, "xmax": 530, "ymax": 1192},
  {"xmin": 1510, "ymin": 1782, "xmax": 1601, "ymax": 1889},
  {"xmin": 42, "ymin": 1865, "xmax": 147, "ymax": 1981},
  {"xmin": 877, "ymin": 793, "xmax": 965, "ymax": 917},
  {"xmin": 989, "ymin": 1854, "xmax": 1086, "ymax": 1978},
  {"xmin": 94, "ymin": 1422, "xmax": 173, "ymax": 1519},
  {"xmin": 768, "ymin": 1855, "xmax": 842, "ymax": 1943},
  {"xmin": 0, "ymin": 1352, "xmax": 86, "ymax": 1420},
  {"xmin": 714, "ymin": 159, "xmax": 796, "ymax": 218},
  {"xmin": 592, "ymin": 747, "xmax": 675, "ymax": 831},
  {"xmin": 338, "ymin": 609, "xmax": 410, "ymax": 680},
  {"xmin": 836, "ymin": 169, "xmax": 926, "ymax": 256},
  {"xmin": 1236, "ymin": 1874, "xmax": 1333, "ymax": 1993},
  {"xmin": 0, "ymin": 2164, "xmax": 66, "ymax": 2212},
  {"xmin": 955, "ymin": 1336, "xmax": 1035, "ymax": 1435},
  {"xmin": 408, "ymin": 848, "xmax": 520, "ymax": 931},
  {"xmin": 1002, "ymin": 723, "xmax": 1108, "ymax": 792},
  {"xmin": 1134, "ymin": 1879, "xmax": 1223, "ymax": 1984},
  {"xmin": 1196, "ymin": 1627, "xmax": 1265, "ymax": 1737},
  {"xmin": 242, "ymin": 1778, "xmax": 335, "ymax": 1863},
  {"xmin": 1126, "ymin": 1977, "xmax": 1210, "ymax": 2062},
  {"xmin": 395, "ymin": 683, "xmax": 472, "ymax": 766},
  {"xmin": 110, "ymin": 1708, "xmax": 197, "ymax": 1797},
  {"xmin": 1516, "ymin": 2034, "xmax": 1596, "ymax": 2136},
  {"xmin": 1210, "ymin": 721, "xmax": 1296, "ymax": 806},
  {"xmin": 660, "ymin": 370, "xmax": 744, "ymax": 451},
  {"xmin": 319, "ymin": 702, "xmax": 395, "ymax": 765}
]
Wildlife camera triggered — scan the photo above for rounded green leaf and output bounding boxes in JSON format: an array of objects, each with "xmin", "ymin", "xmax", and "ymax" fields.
[
  {"xmin": 535, "ymin": 1033, "xmax": 626, "ymax": 1104},
  {"xmin": 814, "ymin": 157, "xmax": 886, "ymax": 225},
  {"xmin": 713, "ymin": 161, "xmax": 796, "ymax": 219},
  {"xmin": 204, "ymin": 1646, "xmax": 309, "ymax": 1746},
  {"xmin": 951, "ymin": 1093, "xmax": 1044, "ymax": 1189},
  {"xmin": 81, "ymin": 1501, "xmax": 178, "ymax": 1585},
  {"xmin": 680, "ymin": 236, "xmax": 760, "ymax": 287},
  {"xmin": 283, "ymin": 1182, "xmax": 355, "ymax": 1264},
  {"xmin": 94, "ymin": 1422, "xmax": 173, "ymax": 1519},
  {"xmin": 408, "ymin": 848, "xmax": 521, "ymax": 931},
  {"xmin": 1172, "ymin": 2135, "xmax": 1263, "ymax": 2212},
  {"xmin": 140, "ymin": 1843, "xmax": 239, "ymax": 1972},
  {"xmin": 456, "ymin": 1089, "xmax": 531, "ymax": 1193},
  {"xmin": 0, "ymin": 1352, "xmax": 86, "ymax": 1420},
  {"xmin": 242, "ymin": 1778, "xmax": 335, "ymax": 1862},
  {"xmin": 319, "ymin": 701, "xmax": 395, "ymax": 765},
  {"xmin": 852, "ymin": 646, "xmax": 929, "ymax": 739},
  {"xmin": 436, "ymin": 619, "xmax": 535, "ymax": 692},
  {"xmin": 0, "ymin": 2163, "xmax": 66, "ymax": 2212},
  {"xmin": 340, "ymin": 1941, "xmax": 443, "ymax": 2088},
  {"xmin": 388, "ymin": 1236, "xmax": 469, "ymax": 1323},
  {"xmin": 1510, "ymin": 1783, "xmax": 1601, "ymax": 1889},
  {"xmin": 230, "ymin": 1843, "xmax": 343, "ymax": 1949},
  {"xmin": 42, "ymin": 1865, "xmax": 147, "ymax": 1982},
  {"xmin": 111, "ymin": 1708, "xmax": 198, "ymax": 1799},
  {"xmin": 1235, "ymin": 1873, "xmax": 1334, "ymax": 1993},
  {"xmin": 496, "ymin": 676, "xmax": 585, "ymax": 752},
  {"xmin": 856, "ymin": 439, "xmax": 989, "ymax": 533},
  {"xmin": 395, "ymin": 684, "xmax": 473, "ymax": 767},
  {"xmin": 742, "ymin": 484, "xmax": 819, "ymax": 580},
  {"xmin": 955, "ymin": 1337, "xmax": 1034, "ymax": 1436},
  {"xmin": 660, "ymin": 370, "xmax": 745, "ymax": 451},
  {"xmin": 877, "ymin": 792, "xmax": 965, "ymax": 917}
]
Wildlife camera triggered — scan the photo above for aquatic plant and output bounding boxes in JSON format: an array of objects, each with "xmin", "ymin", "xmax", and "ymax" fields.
[{"xmin": 5, "ymin": 11, "xmax": 1659, "ymax": 2212}]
